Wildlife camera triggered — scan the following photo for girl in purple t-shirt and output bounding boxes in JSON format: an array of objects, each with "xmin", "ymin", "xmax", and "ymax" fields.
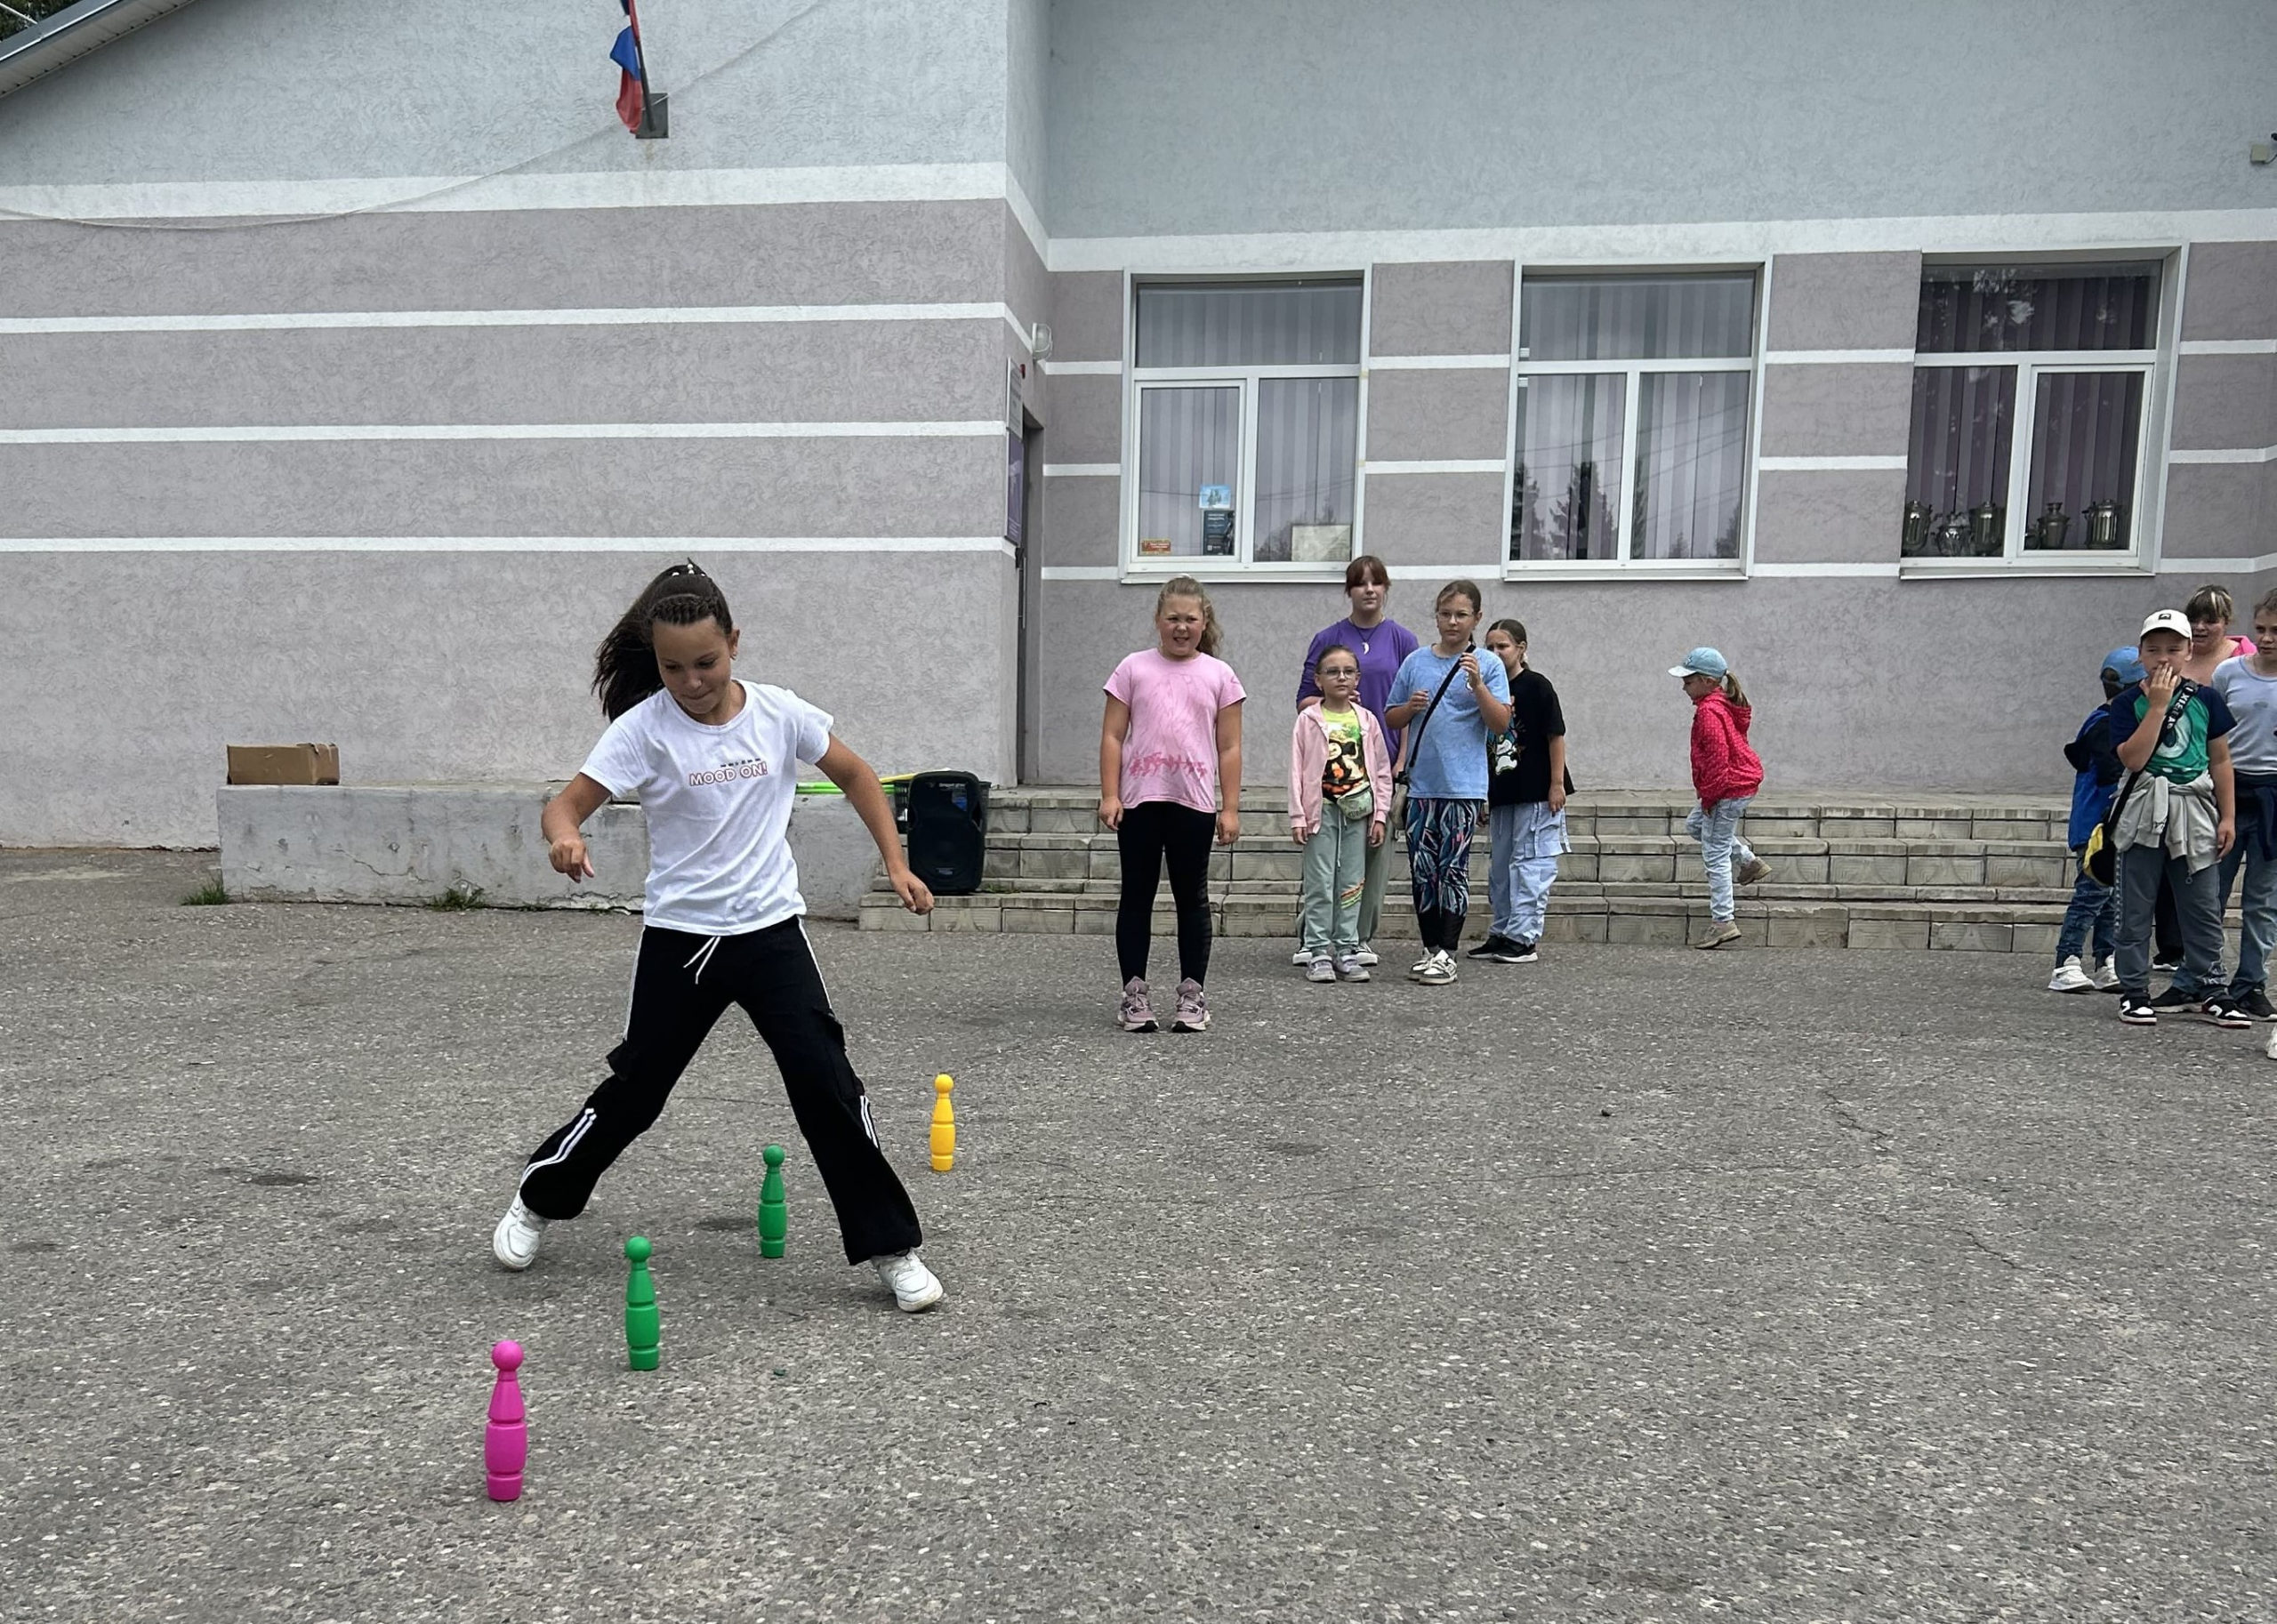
[
  {"xmin": 1293, "ymin": 555, "xmax": 1420, "ymax": 965},
  {"xmin": 1100, "ymin": 576, "xmax": 1246, "ymax": 1035}
]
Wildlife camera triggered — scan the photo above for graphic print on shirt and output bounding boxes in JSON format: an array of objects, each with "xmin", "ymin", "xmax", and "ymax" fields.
[
  {"xmin": 687, "ymin": 753, "xmax": 771, "ymax": 787},
  {"xmin": 1491, "ymin": 720, "xmax": 1525, "ymax": 778},
  {"xmin": 1320, "ymin": 714, "xmax": 1367, "ymax": 801}
]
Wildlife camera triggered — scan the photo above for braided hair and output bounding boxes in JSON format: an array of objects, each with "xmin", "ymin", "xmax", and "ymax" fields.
[{"xmin": 592, "ymin": 561, "xmax": 736, "ymax": 720}]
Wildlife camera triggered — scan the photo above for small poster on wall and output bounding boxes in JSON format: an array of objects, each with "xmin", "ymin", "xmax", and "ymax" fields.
[
  {"xmin": 1139, "ymin": 536, "xmax": 1174, "ymax": 557},
  {"xmin": 1198, "ymin": 484, "xmax": 1235, "ymax": 556}
]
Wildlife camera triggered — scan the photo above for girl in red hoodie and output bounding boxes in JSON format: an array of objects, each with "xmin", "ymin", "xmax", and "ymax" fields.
[{"xmin": 1670, "ymin": 647, "xmax": 1768, "ymax": 949}]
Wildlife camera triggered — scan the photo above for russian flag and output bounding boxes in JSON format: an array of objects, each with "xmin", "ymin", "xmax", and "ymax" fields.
[{"xmin": 610, "ymin": 0, "xmax": 649, "ymax": 133}]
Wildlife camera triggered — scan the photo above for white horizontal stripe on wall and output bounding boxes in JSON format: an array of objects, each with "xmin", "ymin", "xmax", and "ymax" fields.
[
  {"xmin": 1045, "ymin": 564, "xmax": 1515, "ymax": 583},
  {"xmin": 0, "ymin": 420, "xmax": 1006, "ymax": 446},
  {"xmin": 2169, "ymin": 446, "xmax": 2277, "ymax": 464},
  {"xmin": 1758, "ymin": 454, "xmax": 1910, "ymax": 471},
  {"xmin": 2157, "ymin": 554, "xmax": 2274, "ymax": 575},
  {"xmin": 1040, "ymin": 359, "xmax": 1123, "ymax": 376},
  {"xmin": 2178, "ymin": 339, "xmax": 2277, "ymax": 356},
  {"xmin": 1750, "ymin": 561, "xmax": 1903, "ymax": 577},
  {"xmin": 0, "ymin": 303, "xmax": 1020, "ymax": 337},
  {"xmin": 1364, "ymin": 458, "xmax": 1508, "ymax": 475},
  {"xmin": 0, "ymin": 162, "xmax": 1021, "ymax": 222},
  {"xmin": 1763, "ymin": 350, "xmax": 1915, "ymax": 366},
  {"xmin": 3, "ymin": 535, "xmax": 1020, "ymax": 555},
  {"xmin": 1365, "ymin": 355, "xmax": 1512, "ymax": 371},
  {"xmin": 1049, "ymin": 207, "xmax": 2277, "ymax": 273},
  {"xmin": 1041, "ymin": 463, "xmax": 1119, "ymax": 478}
]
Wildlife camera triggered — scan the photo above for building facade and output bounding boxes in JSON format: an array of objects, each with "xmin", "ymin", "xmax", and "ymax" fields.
[{"xmin": 2, "ymin": 0, "xmax": 2272, "ymax": 845}]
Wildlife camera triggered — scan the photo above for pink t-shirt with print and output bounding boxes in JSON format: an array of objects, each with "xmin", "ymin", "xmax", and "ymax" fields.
[{"xmin": 1105, "ymin": 647, "xmax": 1247, "ymax": 815}]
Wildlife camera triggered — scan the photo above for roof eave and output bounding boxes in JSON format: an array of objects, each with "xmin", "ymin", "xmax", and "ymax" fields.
[{"xmin": 0, "ymin": 0, "xmax": 206, "ymax": 100}]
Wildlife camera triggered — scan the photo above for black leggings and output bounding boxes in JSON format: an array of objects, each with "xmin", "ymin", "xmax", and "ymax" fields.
[
  {"xmin": 1116, "ymin": 800, "xmax": 1215, "ymax": 987},
  {"xmin": 516, "ymin": 920, "xmax": 922, "ymax": 1264}
]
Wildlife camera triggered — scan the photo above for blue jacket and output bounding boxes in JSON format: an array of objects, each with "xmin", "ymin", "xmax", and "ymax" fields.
[{"xmin": 2063, "ymin": 703, "xmax": 2125, "ymax": 849}]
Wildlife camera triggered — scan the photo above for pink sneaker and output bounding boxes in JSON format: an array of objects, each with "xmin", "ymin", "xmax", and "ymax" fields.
[
  {"xmin": 1117, "ymin": 977, "xmax": 1157, "ymax": 1033},
  {"xmin": 1171, "ymin": 978, "xmax": 1209, "ymax": 1033}
]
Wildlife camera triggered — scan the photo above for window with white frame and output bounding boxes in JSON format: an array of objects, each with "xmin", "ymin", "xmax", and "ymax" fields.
[
  {"xmin": 1129, "ymin": 279, "xmax": 1362, "ymax": 567},
  {"xmin": 1903, "ymin": 262, "xmax": 2160, "ymax": 560},
  {"xmin": 1509, "ymin": 273, "xmax": 1757, "ymax": 567}
]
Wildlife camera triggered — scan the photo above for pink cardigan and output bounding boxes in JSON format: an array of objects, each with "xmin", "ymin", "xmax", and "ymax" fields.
[{"xmin": 1288, "ymin": 705, "xmax": 1396, "ymax": 838}]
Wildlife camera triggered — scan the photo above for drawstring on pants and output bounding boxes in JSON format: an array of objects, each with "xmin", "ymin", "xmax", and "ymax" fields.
[{"xmin": 682, "ymin": 936, "xmax": 722, "ymax": 984}]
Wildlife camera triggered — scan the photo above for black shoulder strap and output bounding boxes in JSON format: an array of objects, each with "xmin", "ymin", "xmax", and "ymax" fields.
[{"xmin": 1405, "ymin": 653, "xmax": 1468, "ymax": 760}]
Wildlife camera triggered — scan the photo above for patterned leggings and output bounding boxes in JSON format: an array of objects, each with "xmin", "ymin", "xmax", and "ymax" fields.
[{"xmin": 1404, "ymin": 796, "xmax": 1479, "ymax": 953}]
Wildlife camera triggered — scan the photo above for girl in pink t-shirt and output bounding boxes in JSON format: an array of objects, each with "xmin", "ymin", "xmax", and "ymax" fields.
[{"xmin": 1100, "ymin": 576, "xmax": 1246, "ymax": 1034}]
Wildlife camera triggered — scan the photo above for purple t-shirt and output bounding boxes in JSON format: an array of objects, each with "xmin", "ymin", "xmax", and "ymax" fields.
[{"xmin": 1297, "ymin": 616, "xmax": 1421, "ymax": 765}]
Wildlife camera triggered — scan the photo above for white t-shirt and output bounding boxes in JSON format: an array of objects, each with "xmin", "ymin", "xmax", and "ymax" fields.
[
  {"xmin": 579, "ymin": 680, "xmax": 833, "ymax": 935},
  {"xmin": 2214, "ymin": 655, "xmax": 2277, "ymax": 776}
]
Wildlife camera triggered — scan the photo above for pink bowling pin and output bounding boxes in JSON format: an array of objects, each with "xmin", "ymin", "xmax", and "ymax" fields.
[{"xmin": 485, "ymin": 1339, "xmax": 527, "ymax": 1501}]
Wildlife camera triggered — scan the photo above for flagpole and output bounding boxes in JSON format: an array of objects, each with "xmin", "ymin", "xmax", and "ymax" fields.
[{"xmin": 628, "ymin": 0, "xmax": 666, "ymax": 139}]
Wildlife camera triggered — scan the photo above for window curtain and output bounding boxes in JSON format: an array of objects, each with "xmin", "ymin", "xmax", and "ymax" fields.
[
  {"xmin": 1903, "ymin": 366, "xmax": 2016, "ymax": 554},
  {"xmin": 2026, "ymin": 373, "xmax": 2144, "ymax": 551},
  {"xmin": 1136, "ymin": 282, "xmax": 1364, "ymax": 368},
  {"xmin": 1522, "ymin": 275, "xmax": 1755, "ymax": 362},
  {"xmin": 1136, "ymin": 387, "xmax": 1238, "ymax": 557},
  {"xmin": 1252, "ymin": 378, "xmax": 1358, "ymax": 561},
  {"xmin": 1632, "ymin": 373, "xmax": 1749, "ymax": 559},
  {"xmin": 1512, "ymin": 374, "xmax": 1625, "ymax": 560},
  {"xmin": 1917, "ymin": 265, "xmax": 2159, "ymax": 355}
]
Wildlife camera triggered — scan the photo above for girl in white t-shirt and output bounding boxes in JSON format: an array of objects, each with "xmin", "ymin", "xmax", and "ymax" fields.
[
  {"xmin": 490, "ymin": 562, "xmax": 946, "ymax": 1314},
  {"xmin": 1098, "ymin": 576, "xmax": 1246, "ymax": 1034}
]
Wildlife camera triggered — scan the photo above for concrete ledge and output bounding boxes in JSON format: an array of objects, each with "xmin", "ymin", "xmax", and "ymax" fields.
[{"xmin": 219, "ymin": 783, "xmax": 880, "ymax": 919}]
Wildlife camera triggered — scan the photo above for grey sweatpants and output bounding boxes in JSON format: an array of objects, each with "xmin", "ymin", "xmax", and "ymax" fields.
[{"xmin": 2113, "ymin": 843, "xmax": 2224, "ymax": 995}]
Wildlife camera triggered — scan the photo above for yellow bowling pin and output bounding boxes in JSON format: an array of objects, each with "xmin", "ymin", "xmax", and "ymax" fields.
[{"xmin": 929, "ymin": 1073, "xmax": 955, "ymax": 1172}]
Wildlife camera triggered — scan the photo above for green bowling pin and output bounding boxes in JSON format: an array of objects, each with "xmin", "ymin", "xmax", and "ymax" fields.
[
  {"xmin": 624, "ymin": 1235, "xmax": 659, "ymax": 1371},
  {"xmin": 758, "ymin": 1145, "xmax": 786, "ymax": 1258}
]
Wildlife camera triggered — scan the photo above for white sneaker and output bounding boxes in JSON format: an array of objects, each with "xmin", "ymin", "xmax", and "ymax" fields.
[
  {"xmin": 1291, "ymin": 945, "xmax": 1312, "ymax": 965},
  {"xmin": 873, "ymin": 1250, "xmax": 944, "ymax": 1313},
  {"xmin": 2091, "ymin": 960, "xmax": 2120, "ymax": 992},
  {"xmin": 2048, "ymin": 956, "xmax": 2096, "ymax": 993},
  {"xmin": 1355, "ymin": 943, "xmax": 1380, "ymax": 967},
  {"xmin": 492, "ymin": 1194, "xmax": 549, "ymax": 1271},
  {"xmin": 1415, "ymin": 950, "xmax": 1457, "ymax": 985},
  {"xmin": 1409, "ymin": 949, "xmax": 1436, "ymax": 977}
]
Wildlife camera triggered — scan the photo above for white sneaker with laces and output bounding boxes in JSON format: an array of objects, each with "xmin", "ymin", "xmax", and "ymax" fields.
[
  {"xmin": 2048, "ymin": 956, "xmax": 2096, "ymax": 993},
  {"xmin": 1355, "ymin": 943, "xmax": 1380, "ymax": 967},
  {"xmin": 2091, "ymin": 960, "xmax": 2120, "ymax": 992},
  {"xmin": 492, "ymin": 1194, "xmax": 549, "ymax": 1271},
  {"xmin": 1291, "ymin": 945, "xmax": 1312, "ymax": 965},
  {"xmin": 1415, "ymin": 950, "xmax": 1457, "ymax": 985},
  {"xmin": 873, "ymin": 1250, "xmax": 944, "ymax": 1313}
]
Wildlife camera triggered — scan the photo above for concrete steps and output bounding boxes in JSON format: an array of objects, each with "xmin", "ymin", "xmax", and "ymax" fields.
[{"xmin": 862, "ymin": 787, "xmax": 2094, "ymax": 953}]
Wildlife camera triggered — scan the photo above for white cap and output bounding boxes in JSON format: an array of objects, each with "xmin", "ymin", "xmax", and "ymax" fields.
[{"xmin": 2139, "ymin": 609, "xmax": 2192, "ymax": 639}]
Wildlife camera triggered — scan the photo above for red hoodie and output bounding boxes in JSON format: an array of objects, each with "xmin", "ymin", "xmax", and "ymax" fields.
[{"xmin": 1689, "ymin": 688, "xmax": 1764, "ymax": 809}]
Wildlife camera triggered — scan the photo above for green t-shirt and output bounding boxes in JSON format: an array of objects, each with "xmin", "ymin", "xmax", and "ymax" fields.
[{"xmin": 2125, "ymin": 681, "xmax": 2237, "ymax": 784}]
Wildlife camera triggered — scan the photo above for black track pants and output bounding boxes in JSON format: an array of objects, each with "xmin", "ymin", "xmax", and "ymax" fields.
[
  {"xmin": 1115, "ymin": 800, "xmax": 1215, "ymax": 986},
  {"xmin": 516, "ymin": 920, "xmax": 922, "ymax": 1264}
]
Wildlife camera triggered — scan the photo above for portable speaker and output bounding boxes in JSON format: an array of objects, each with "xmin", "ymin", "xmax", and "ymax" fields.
[{"xmin": 904, "ymin": 772, "xmax": 989, "ymax": 896}]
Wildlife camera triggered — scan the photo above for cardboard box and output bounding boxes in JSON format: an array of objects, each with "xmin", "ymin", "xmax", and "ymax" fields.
[{"xmin": 227, "ymin": 744, "xmax": 341, "ymax": 785}]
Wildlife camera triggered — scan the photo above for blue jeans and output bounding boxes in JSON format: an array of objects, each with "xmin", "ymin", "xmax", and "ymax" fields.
[
  {"xmin": 1684, "ymin": 797, "xmax": 1758, "ymax": 922},
  {"xmin": 2217, "ymin": 840, "xmax": 2277, "ymax": 996},
  {"xmin": 2054, "ymin": 854, "xmax": 2118, "ymax": 969},
  {"xmin": 1488, "ymin": 800, "xmax": 1567, "ymax": 945}
]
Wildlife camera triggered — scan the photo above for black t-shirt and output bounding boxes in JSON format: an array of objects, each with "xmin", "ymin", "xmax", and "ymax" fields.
[{"xmin": 1487, "ymin": 668, "xmax": 1571, "ymax": 807}]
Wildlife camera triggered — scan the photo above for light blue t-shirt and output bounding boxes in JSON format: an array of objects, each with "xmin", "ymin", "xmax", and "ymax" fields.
[
  {"xmin": 1390, "ymin": 644, "xmax": 1511, "ymax": 800},
  {"xmin": 2214, "ymin": 655, "xmax": 2277, "ymax": 776}
]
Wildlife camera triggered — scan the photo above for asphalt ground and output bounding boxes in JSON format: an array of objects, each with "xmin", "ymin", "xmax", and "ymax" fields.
[{"xmin": 4, "ymin": 849, "xmax": 2273, "ymax": 1622}]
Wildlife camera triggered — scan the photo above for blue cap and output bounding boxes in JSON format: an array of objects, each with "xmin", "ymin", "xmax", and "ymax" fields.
[
  {"xmin": 1668, "ymin": 647, "xmax": 1728, "ymax": 680},
  {"xmin": 2101, "ymin": 646, "xmax": 2144, "ymax": 687}
]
